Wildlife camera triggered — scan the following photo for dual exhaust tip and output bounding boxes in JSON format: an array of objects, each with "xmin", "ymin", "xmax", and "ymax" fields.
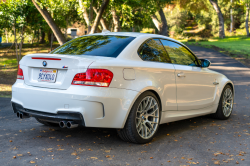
[
  {"xmin": 17, "ymin": 111, "xmax": 29, "ymax": 119},
  {"xmin": 16, "ymin": 112, "xmax": 78, "ymax": 129},
  {"xmin": 59, "ymin": 121, "xmax": 78, "ymax": 129}
]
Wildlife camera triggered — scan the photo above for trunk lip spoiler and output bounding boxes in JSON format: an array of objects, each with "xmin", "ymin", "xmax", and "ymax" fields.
[{"xmin": 32, "ymin": 57, "xmax": 61, "ymax": 60}]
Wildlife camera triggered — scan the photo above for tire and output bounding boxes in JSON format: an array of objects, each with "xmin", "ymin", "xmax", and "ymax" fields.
[
  {"xmin": 35, "ymin": 118, "xmax": 59, "ymax": 127},
  {"xmin": 117, "ymin": 91, "xmax": 161, "ymax": 144},
  {"xmin": 212, "ymin": 85, "xmax": 234, "ymax": 120}
]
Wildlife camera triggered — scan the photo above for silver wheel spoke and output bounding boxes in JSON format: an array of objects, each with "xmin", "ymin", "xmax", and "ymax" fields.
[
  {"xmin": 222, "ymin": 88, "xmax": 233, "ymax": 117},
  {"xmin": 136, "ymin": 96, "xmax": 159, "ymax": 139}
]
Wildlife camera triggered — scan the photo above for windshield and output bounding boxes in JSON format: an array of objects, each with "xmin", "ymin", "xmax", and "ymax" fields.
[{"xmin": 50, "ymin": 35, "xmax": 135, "ymax": 58}]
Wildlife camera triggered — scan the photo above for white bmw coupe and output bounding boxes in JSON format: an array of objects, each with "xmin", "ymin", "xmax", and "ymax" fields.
[{"xmin": 11, "ymin": 31, "xmax": 234, "ymax": 143}]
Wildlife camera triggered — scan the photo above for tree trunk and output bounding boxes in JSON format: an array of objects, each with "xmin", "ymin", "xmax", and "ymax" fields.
[
  {"xmin": 32, "ymin": 0, "xmax": 66, "ymax": 45},
  {"xmin": 64, "ymin": 18, "xmax": 68, "ymax": 39},
  {"xmin": 14, "ymin": 22, "xmax": 19, "ymax": 64},
  {"xmin": 37, "ymin": 28, "xmax": 40, "ymax": 43},
  {"xmin": 51, "ymin": 31, "xmax": 54, "ymax": 51},
  {"xmin": 79, "ymin": 0, "xmax": 90, "ymax": 33},
  {"xmin": 151, "ymin": 14, "xmax": 161, "ymax": 32},
  {"xmin": 89, "ymin": 0, "xmax": 110, "ymax": 34},
  {"xmin": 246, "ymin": 5, "xmax": 249, "ymax": 37},
  {"xmin": 158, "ymin": 8, "xmax": 168, "ymax": 36},
  {"xmin": 19, "ymin": 25, "xmax": 25, "ymax": 61},
  {"xmin": 40, "ymin": 28, "xmax": 46, "ymax": 44},
  {"xmin": 93, "ymin": 7, "xmax": 107, "ymax": 30},
  {"xmin": 111, "ymin": 8, "xmax": 120, "ymax": 32},
  {"xmin": 88, "ymin": 0, "xmax": 94, "ymax": 33},
  {"xmin": 209, "ymin": 0, "xmax": 225, "ymax": 38},
  {"xmin": 5, "ymin": 29, "xmax": 8, "ymax": 43},
  {"xmin": 230, "ymin": 0, "xmax": 233, "ymax": 32}
]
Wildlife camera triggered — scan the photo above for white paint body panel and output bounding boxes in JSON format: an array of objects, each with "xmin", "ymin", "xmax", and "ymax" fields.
[{"xmin": 12, "ymin": 32, "xmax": 234, "ymax": 128}]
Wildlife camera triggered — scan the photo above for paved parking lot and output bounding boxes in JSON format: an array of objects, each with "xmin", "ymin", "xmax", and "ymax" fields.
[{"xmin": 0, "ymin": 45, "xmax": 250, "ymax": 165}]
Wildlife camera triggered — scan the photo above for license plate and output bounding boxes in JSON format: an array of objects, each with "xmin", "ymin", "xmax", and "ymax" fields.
[{"xmin": 38, "ymin": 69, "xmax": 57, "ymax": 83}]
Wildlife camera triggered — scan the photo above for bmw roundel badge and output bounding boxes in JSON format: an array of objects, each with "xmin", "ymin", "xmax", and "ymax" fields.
[{"xmin": 42, "ymin": 61, "xmax": 47, "ymax": 67}]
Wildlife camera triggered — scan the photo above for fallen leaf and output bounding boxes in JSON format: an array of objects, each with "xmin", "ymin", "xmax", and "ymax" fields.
[
  {"xmin": 13, "ymin": 156, "xmax": 16, "ymax": 159},
  {"xmin": 9, "ymin": 140, "xmax": 12, "ymax": 142},
  {"xmin": 30, "ymin": 161, "xmax": 36, "ymax": 164},
  {"xmin": 66, "ymin": 135, "xmax": 71, "ymax": 137},
  {"xmin": 150, "ymin": 157, "xmax": 153, "ymax": 159},
  {"xmin": 105, "ymin": 150, "xmax": 110, "ymax": 153},
  {"xmin": 71, "ymin": 152, "xmax": 77, "ymax": 156},
  {"xmin": 106, "ymin": 155, "xmax": 111, "ymax": 158},
  {"xmin": 214, "ymin": 161, "xmax": 220, "ymax": 165},
  {"xmin": 90, "ymin": 157, "xmax": 98, "ymax": 160},
  {"xmin": 17, "ymin": 154, "xmax": 23, "ymax": 157}
]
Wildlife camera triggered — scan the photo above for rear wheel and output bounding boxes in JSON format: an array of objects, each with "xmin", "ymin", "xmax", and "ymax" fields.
[
  {"xmin": 212, "ymin": 85, "xmax": 234, "ymax": 120},
  {"xmin": 117, "ymin": 91, "xmax": 161, "ymax": 144},
  {"xmin": 35, "ymin": 118, "xmax": 59, "ymax": 127}
]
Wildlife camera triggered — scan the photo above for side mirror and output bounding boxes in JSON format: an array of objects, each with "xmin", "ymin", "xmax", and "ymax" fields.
[{"xmin": 199, "ymin": 59, "xmax": 211, "ymax": 68}]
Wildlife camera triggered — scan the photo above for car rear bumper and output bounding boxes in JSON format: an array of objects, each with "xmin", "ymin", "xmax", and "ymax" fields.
[{"xmin": 11, "ymin": 80, "xmax": 140, "ymax": 128}]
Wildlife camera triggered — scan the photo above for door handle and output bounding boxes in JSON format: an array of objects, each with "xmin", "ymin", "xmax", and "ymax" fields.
[
  {"xmin": 213, "ymin": 82, "xmax": 219, "ymax": 85},
  {"xmin": 177, "ymin": 73, "xmax": 185, "ymax": 77}
]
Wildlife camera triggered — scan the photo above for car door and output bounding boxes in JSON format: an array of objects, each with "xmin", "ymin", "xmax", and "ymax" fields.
[
  {"xmin": 138, "ymin": 39, "xmax": 177, "ymax": 111},
  {"xmin": 160, "ymin": 39, "xmax": 218, "ymax": 111}
]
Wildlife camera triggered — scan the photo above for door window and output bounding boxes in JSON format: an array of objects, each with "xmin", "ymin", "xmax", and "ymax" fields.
[
  {"xmin": 138, "ymin": 39, "xmax": 171, "ymax": 63},
  {"xmin": 160, "ymin": 40, "xmax": 199, "ymax": 66}
]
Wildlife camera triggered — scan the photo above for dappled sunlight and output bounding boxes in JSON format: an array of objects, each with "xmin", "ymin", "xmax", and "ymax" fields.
[{"xmin": 0, "ymin": 84, "xmax": 12, "ymax": 98}]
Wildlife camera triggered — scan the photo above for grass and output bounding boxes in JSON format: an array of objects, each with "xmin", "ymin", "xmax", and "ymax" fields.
[
  {"xmin": 0, "ymin": 84, "xmax": 12, "ymax": 98},
  {"xmin": 0, "ymin": 43, "xmax": 59, "ymax": 98},
  {"xmin": 180, "ymin": 36, "xmax": 250, "ymax": 67},
  {"xmin": 187, "ymin": 36, "xmax": 250, "ymax": 56}
]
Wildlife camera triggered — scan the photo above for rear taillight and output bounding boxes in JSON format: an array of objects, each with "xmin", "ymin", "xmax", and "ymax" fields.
[
  {"xmin": 17, "ymin": 65, "xmax": 24, "ymax": 80},
  {"xmin": 72, "ymin": 69, "xmax": 113, "ymax": 87}
]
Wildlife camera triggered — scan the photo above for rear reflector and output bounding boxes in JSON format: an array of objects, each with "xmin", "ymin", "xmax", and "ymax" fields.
[
  {"xmin": 17, "ymin": 65, "xmax": 24, "ymax": 80},
  {"xmin": 72, "ymin": 69, "xmax": 113, "ymax": 87},
  {"xmin": 32, "ymin": 57, "xmax": 61, "ymax": 60}
]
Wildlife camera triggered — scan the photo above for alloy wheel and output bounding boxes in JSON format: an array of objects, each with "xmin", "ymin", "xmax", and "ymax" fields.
[
  {"xmin": 136, "ymin": 96, "xmax": 159, "ymax": 139},
  {"xmin": 222, "ymin": 88, "xmax": 233, "ymax": 117}
]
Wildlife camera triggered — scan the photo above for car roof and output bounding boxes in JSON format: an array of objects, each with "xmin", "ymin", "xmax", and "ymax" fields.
[{"xmin": 86, "ymin": 32, "xmax": 183, "ymax": 46}]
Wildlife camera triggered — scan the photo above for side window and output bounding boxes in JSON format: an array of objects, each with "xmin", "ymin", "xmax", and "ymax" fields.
[
  {"xmin": 138, "ymin": 39, "xmax": 171, "ymax": 63},
  {"xmin": 160, "ymin": 40, "xmax": 198, "ymax": 66}
]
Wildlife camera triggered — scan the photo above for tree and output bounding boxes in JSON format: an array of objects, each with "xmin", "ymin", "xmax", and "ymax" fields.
[
  {"xmin": 245, "ymin": 0, "xmax": 250, "ymax": 36},
  {"xmin": 209, "ymin": 0, "xmax": 225, "ymax": 38},
  {"xmin": 79, "ymin": 0, "xmax": 109, "ymax": 33},
  {"xmin": 151, "ymin": 8, "xmax": 168, "ymax": 36},
  {"xmin": 140, "ymin": 0, "xmax": 172, "ymax": 36},
  {"xmin": 89, "ymin": 0, "xmax": 110, "ymax": 34},
  {"xmin": 32, "ymin": 0, "xmax": 66, "ymax": 45}
]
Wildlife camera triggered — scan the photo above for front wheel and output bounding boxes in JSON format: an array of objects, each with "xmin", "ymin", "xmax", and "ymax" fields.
[
  {"xmin": 117, "ymin": 91, "xmax": 161, "ymax": 144},
  {"xmin": 212, "ymin": 85, "xmax": 234, "ymax": 120}
]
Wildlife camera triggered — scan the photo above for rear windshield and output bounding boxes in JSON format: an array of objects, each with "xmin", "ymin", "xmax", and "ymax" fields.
[{"xmin": 50, "ymin": 35, "xmax": 135, "ymax": 58}]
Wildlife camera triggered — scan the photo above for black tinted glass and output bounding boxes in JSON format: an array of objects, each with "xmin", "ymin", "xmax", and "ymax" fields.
[
  {"xmin": 138, "ymin": 39, "xmax": 171, "ymax": 63},
  {"xmin": 51, "ymin": 35, "xmax": 135, "ymax": 58},
  {"xmin": 160, "ymin": 40, "xmax": 198, "ymax": 66}
]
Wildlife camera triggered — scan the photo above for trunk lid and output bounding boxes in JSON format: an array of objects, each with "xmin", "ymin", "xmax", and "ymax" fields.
[{"xmin": 20, "ymin": 53, "xmax": 99, "ymax": 90}]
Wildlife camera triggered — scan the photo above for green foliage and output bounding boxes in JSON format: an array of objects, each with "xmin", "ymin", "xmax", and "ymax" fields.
[{"xmin": 163, "ymin": 7, "xmax": 189, "ymax": 36}]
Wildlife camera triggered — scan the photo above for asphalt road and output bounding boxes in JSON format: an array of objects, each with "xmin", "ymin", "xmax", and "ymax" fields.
[{"xmin": 0, "ymin": 45, "xmax": 250, "ymax": 166}]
